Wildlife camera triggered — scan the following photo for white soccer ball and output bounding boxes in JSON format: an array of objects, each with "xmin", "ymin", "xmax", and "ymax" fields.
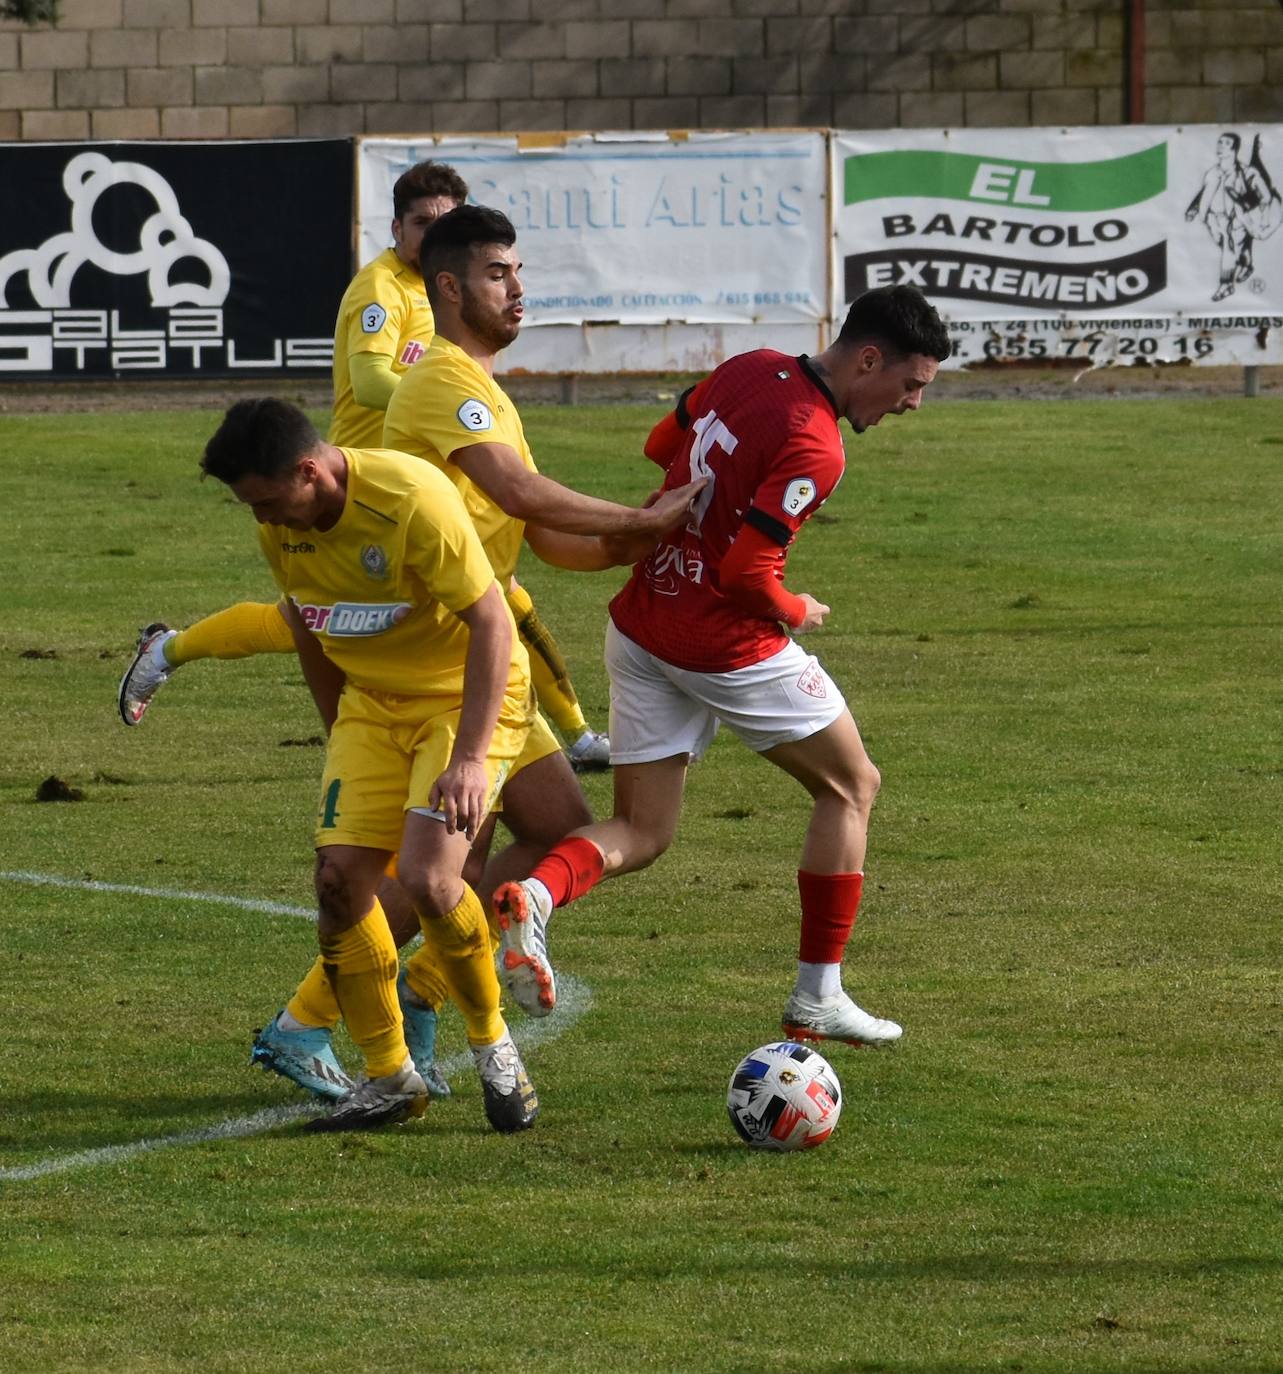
[{"xmin": 726, "ymin": 1041, "xmax": 842, "ymax": 1152}]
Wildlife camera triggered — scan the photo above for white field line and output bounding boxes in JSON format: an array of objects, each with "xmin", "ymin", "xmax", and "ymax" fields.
[{"xmin": 0, "ymin": 870, "xmax": 591, "ymax": 1184}]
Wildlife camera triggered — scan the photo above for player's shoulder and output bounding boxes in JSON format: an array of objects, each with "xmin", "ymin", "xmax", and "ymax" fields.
[
  {"xmin": 350, "ymin": 445, "xmax": 450, "ymax": 491},
  {"xmin": 341, "ymin": 250, "xmax": 420, "ymax": 307}
]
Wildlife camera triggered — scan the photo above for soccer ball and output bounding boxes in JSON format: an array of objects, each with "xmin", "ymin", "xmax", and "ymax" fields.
[{"xmin": 726, "ymin": 1041, "xmax": 842, "ymax": 1152}]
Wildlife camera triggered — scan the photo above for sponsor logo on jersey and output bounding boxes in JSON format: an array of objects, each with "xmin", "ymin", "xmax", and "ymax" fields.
[
  {"xmin": 797, "ymin": 660, "xmax": 828, "ymax": 699},
  {"xmin": 360, "ymin": 543, "xmax": 388, "ymax": 579},
  {"xmin": 293, "ymin": 600, "xmax": 411, "ymax": 636},
  {"xmin": 281, "ymin": 540, "xmax": 315, "ymax": 553},
  {"xmin": 782, "ymin": 477, "xmax": 817, "ymax": 517},
  {"xmin": 360, "ymin": 302, "xmax": 387, "ymax": 333},
  {"xmin": 456, "ymin": 398, "xmax": 493, "ymax": 432},
  {"xmin": 399, "ymin": 340, "xmax": 425, "ymax": 365}
]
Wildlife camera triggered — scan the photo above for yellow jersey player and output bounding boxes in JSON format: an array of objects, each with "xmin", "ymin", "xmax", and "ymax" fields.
[
  {"xmin": 119, "ymin": 161, "xmax": 612, "ymax": 770},
  {"xmin": 383, "ymin": 203, "xmax": 709, "ymax": 1015},
  {"xmin": 329, "ymin": 161, "xmax": 465, "ymax": 449},
  {"xmin": 249, "ymin": 207, "xmax": 705, "ymax": 1105},
  {"xmin": 201, "ymin": 396, "xmax": 543, "ymax": 1133}
]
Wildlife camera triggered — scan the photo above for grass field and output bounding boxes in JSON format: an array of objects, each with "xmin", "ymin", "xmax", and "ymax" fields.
[{"xmin": 1, "ymin": 392, "xmax": 1281, "ymax": 1373}]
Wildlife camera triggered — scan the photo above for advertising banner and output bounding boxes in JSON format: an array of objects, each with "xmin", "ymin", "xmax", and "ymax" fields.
[
  {"xmin": 834, "ymin": 125, "xmax": 1283, "ymax": 366},
  {"xmin": 358, "ymin": 132, "xmax": 828, "ymax": 333},
  {"xmin": 0, "ymin": 140, "xmax": 352, "ymax": 379}
]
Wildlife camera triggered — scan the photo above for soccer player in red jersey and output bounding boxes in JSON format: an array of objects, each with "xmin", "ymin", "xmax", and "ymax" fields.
[{"xmin": 493, "ymin": 285, "xmax": 952, "ymax": 1049}]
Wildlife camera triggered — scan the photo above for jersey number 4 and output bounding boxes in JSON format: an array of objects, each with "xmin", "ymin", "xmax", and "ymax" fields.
[{"xmin": 687, "ymin": 409, "xmax": 738, "ymax": 531}]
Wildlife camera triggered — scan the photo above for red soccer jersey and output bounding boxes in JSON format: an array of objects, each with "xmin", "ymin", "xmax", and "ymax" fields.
[{"xmin": 610, "ymin": 349, "xmax": 846, "ymax": 672}]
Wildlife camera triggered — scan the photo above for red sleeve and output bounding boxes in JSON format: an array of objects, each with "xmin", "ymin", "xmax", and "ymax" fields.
[
  {"xmin": 642, "ymin": 379, "xmax": 709, "ymax": 471},
  {"xmin": 746, "ymin": 412, "xmax": 845, "ymax": 543},
  {"xmin": 718, "ymin": 522, "xmax": 808, "ymax": 628}
]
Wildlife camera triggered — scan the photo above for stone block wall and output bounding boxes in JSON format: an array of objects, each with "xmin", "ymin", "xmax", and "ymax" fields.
[{"xmin": 1, "ymin": 0, "xmax": 1281, "ymax": 143}]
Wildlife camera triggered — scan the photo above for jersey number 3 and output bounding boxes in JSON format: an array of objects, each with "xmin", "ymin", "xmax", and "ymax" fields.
[{"xmin": 687, "ymin": 409, "xmax": 738, "ymax": 531}]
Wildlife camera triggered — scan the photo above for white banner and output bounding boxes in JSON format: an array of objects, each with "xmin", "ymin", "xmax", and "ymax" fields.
[
  {"xmin": 833, "ymin": 125, "xmax": 1283, "ymax": 367},
  {"xmin": 358, "ymin": 132, "xmax": 828, "ymax": 333}
]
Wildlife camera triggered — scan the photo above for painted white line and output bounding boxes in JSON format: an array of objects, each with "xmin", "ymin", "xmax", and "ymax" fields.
[
  {"xmin": 0, "ymin": 871, "xmax": 592, "ymax": 1183},
  {"xmin": 0, "ymin": 869, "xmax": 315, "ymax": 920}
]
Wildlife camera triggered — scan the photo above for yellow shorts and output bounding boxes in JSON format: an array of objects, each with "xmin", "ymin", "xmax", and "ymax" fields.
[{"xmin": 315, "ymin": 682, "xmax": 552, "ymax": 851}]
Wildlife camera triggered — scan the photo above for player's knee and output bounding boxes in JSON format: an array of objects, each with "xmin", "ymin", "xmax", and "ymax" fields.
[
  {"xmin": 398, "ymin": 865, "xmax": 459, "ymax": 920},
  {"xmin": 621, "ymin": 824, "xmax": 674, "ymax": 873},
  {"xmin": 314, "ymin": 853, "xmax": 360, "ymax": 926},
  {"xmin": 822, "ymin": 756, "xmax": 880, "ymax": 819}
]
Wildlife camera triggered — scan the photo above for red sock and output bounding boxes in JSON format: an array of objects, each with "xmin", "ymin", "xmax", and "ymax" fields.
[
  {"xmin": 797, "ymin": 870, "xmax": 863, "ymax": 964},
  {"xmin": 530, "ymin": 837, "xmax": 606, "ymax": 909}
]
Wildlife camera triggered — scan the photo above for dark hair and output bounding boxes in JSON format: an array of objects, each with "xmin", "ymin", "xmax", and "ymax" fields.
[
  {"xmin": 1219, "ymin": 131, "xmax": 1242, "ymax": 154},
  {"xmin": 201, "ymin": 398, "xmax": 321, "ymax": 485},
  {"xmin": 837, "ymin": 285, "xmax": 952, "ymax": 362},
  {"xmin": 419, "ymin": 204, "xmax": 517, "ymax": 305},
  {"xmin": 392, "ymin": 160, "xmax": 469, "ymax": 220}
]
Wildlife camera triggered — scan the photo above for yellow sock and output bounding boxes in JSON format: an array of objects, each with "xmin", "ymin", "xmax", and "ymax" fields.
[
  {"xmin": 319, "ymin": 901, "xmax": 406, "ymax": 1078},
  {"xmin": 286, "ymin": 956, "xmax": 340, "ymax": 1029},
  {"xmin": 168, "ymin": 601, "xmax": 294, "ymax": 665},
  {"xmin": 402, "ymin": 946, "xmax": 451, "ymax": 1011},
  {"xmin": 508, "ymin": 585, "xmax": 588, "ymax": 739},
  {"xmin": 418, "ymin": 883, "xmax": 505, "ymax": 1046}
]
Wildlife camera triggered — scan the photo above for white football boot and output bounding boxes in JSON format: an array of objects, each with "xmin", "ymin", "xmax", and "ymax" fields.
[
  {"xmin": 492, "ymin": 878, "xmax": 556, "ymax": 1017},
  {"xmin": 781, "ymin": 989, "xmax": 903, "ymax": 1048},
  {"xmin": 118, "ymin": 622, "xmax": 178, "ymax": 725}
]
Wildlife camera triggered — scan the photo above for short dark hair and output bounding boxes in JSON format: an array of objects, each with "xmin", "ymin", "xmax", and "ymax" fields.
[
  {"xmin": 201, "ymin": 398, "xmax": 321, "ymax": 485},
  {"xmin": 392, "ymin": 160, "xmax": 469, "ymax": 220},
  {"xmin": 837, "ymin": 285, "xmax": 952, "ymax": 362},
  {"xmin": 1219, "ymin": 131, "xmax": 1242, "ymax": 153},
  {"xmin": 420, "ymin": 204, "xmax": 517, "ymax": 306}
]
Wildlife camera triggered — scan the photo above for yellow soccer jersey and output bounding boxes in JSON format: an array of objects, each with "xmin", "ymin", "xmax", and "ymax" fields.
[
  {"xmin": 257, "ymin": 448, "xmax": 526, "ymax": 699},
  {"xmin": 330, "ymin": 249, "xmax": 435, "ymax": 449},
  {"xmin": 382, "ymin": 334, "xmax": 534, "ymax": 585}
]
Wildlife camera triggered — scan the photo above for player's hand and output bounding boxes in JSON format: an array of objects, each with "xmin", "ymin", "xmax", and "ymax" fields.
[
  {"xmin": 601, "ymin": 529, "xmax": 662, "ymax": 566},
  {"xmin": 643, "ymin": 478, "xmax": 707, "ymax": 532},
  {"xmin": 794, "ymin": 594, "xmax": 830, "ymax": 633},
  {"xmin": 429, "ymin": 759, "xmax": 490, "ymax": 841}
]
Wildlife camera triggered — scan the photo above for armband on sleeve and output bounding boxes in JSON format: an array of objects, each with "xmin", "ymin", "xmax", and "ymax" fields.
[{"xmin": 348, "ymin": 351, "xmax": 400, "ymax": 411}]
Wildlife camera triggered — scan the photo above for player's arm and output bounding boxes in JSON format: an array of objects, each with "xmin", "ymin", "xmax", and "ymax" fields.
[
  {"xmin": 523, "ymin": 521, "xmax": 659, "ymax": 571},
  {"xmin": 430, "ymin": 580, "xmax": 513, "ymax": 840},
  {"xmin": 719, "ymin": 527, "xmax": 828, "ymax": 632},
  {"xmin": 279, "ymin": 598, "xmax": 347, "ymax": 731},
  {"xmin": 452, "ymin": 440, "xmax": 704, "ymax": 538},
  {"xmin": 643, "ymin": 380, "xmax": 707, "ymax": 471},
  {"xmin": 719, "ymin": 432, "xmax": 844, "ymax": 633},
  {"xmin": 347, "ymin": 351, "xmax": 401, "ymax": 411}
]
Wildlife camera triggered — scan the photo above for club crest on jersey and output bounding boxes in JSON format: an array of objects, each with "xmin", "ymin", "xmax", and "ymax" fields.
[
  {"xmin": 797, "ymin": 661, "xmax": 828, "ymax": 699},
  {"xmin": 399, "ymin": 340, "xmax": 425, "ymax": 366},
  {"xmin": 360, "ymin": 544, "xmax": 388, "ymax": 579},
  {"xmin": 457, "ymin": 398, "xmax": 493, "ymax": 432},
  {"xmin": 360, "ymin": 303, "xmax": 387, "ymax": 334},
  {"xmin": 782, "ymin": 477, "xmax": 817, "ymax": 517}
]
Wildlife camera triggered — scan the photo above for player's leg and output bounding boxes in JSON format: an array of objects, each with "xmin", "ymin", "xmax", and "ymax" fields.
[
  {"xmin": 491, "ymin": 621, "xmax": 707, "ymax": 973},
  {"xmin": 687, "ymin": 639, "xmax": 900, "ymax": 1049},
  {"xmin": 290, "ymin": 689, "xmax": 429, "ymax": 1130},
  {"xmin": 483, "ymin": 715, "xmax": 592, "ymax": 1017},
  {"xmin": 764, "ymin": 712, "xmax": 901, "ymax": 1050},
  {"xmin": 118, "ymin": 601, "xmax": 294, "ymax": 725},
  {"xmin": 396, "ymin": 694, "xmax": 539, "ymax": 1132},
  {"xmin": 507, "ymin": 579, "xmax": 610, "ymax": 771},
  {"xmin": 398, "ymin": 812, "xmax": 538, "ymax": 1133},
  {"xmin": 303, "ymin": 842, "xmax": 430, "ymax": 1132}
]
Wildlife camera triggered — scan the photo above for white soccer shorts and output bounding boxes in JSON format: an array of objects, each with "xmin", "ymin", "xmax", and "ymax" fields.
[{"xmin": 605, "ymin": 621, "xmax": 848, "ymax": 765}]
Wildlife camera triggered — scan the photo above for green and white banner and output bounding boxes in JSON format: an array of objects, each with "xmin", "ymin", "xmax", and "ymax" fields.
[{"xmin": 834, "ymin": 126, "xmax": 1283, "ymax": 366}]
